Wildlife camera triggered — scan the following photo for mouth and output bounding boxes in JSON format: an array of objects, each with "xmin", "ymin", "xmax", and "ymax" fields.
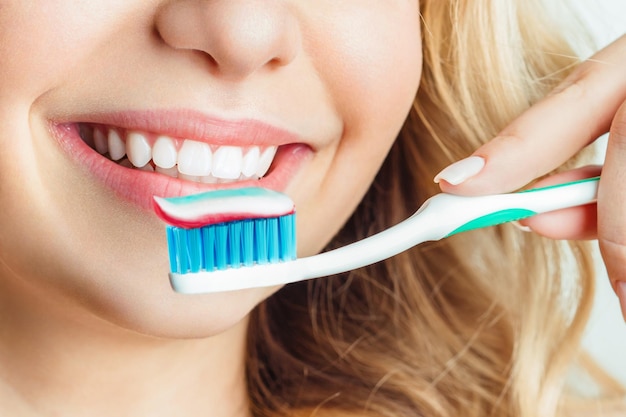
[
  {"xmin": 77, "ymin": 123, "xmax": 278, "ymax": 184},
  {"xmin": 51, "ymin": 111, "xmax": 312, "ymax": 211}
]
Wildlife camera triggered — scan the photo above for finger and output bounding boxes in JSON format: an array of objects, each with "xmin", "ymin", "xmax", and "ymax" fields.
[
  {"xmin": 598, "ymin": 100, "xmax": 626, "ymax": 312},
  {"xmin": 519, "ymin": 165, "xmax": 601, "ymax": 240},
  {"xmin": 435, "ymin": 35, "xmax": 626, "ymax": 195}
]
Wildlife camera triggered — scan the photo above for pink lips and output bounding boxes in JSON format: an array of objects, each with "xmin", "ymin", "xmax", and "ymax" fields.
[{"xmin": 50, "ymin": 110, "xmax": 312, "ymax": 211}]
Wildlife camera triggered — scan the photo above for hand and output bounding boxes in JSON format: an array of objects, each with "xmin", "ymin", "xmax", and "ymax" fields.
[{"xmin": 433, "ymin": 34, "xmax": 626, "ymax": 317}]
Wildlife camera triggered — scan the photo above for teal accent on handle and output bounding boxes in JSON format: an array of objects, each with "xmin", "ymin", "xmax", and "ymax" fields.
[
  {"xmin": 519, "ymin": 176, "xmax": 600, "ymax": 194},
  {"xmin": 446, "ymin": 208, "xmax": 536, "ymax": 237},
  {"xmin": 447, "ymin": 177, "xmax": 599, "ymax": 237}
]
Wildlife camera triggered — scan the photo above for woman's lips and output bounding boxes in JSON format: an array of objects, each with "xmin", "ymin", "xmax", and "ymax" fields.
[{"xmin": 49, "ymin": 111, "xmax": 312, "ymax": 211}]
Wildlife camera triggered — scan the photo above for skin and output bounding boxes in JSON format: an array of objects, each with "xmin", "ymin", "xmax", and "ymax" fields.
[
  {"xmin": 437, "ymin": 35, "xmax": 626, "ymax": 320},
  {"xmin": 0, "ymin": 0, "xmax": 422, "ymax": 416}
]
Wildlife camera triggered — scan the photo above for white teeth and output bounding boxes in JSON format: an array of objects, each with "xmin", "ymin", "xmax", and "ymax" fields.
[
  {"xmin": 241, "ymin": 147, "xmax": 260, "ymax": 178},
  {"xmin": 93, "ymin": 128, "xmax": 109, "ymax": 155},
  {"xmin": 126, "ymin": 132, "xmax": 152, "ymax": 168},
  {"xmin": 256, "ymin": 146, "xmax": 277, "ymax": 177},
  {"xmin": 108, "ymin": 130, "xmax": 126, "ymax": 161},
  {"xmin": 212, "ymin": 146, "xmax": 243, "ymax": 179},
  {"xmin": 178, "ymin": 140, "xmax": 212, "ymax": 176},
  {"xmin": 152, "ymin": 136, "xmax": 177, "ymax": 169},
  {"xmin": 86, "ymin": 126, "xmax": 279, "ymax": 183}
]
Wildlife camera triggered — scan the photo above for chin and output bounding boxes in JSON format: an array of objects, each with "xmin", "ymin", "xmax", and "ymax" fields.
[
  {"xmin": 67, "ymin": 256, "xmax": 280, "ymax": 340},
  {"xmin": 94, "ymin": 279, "xmax": 279, "ymax": 339},
  {"xmin": 69, "ymin": 249, "xmax": 283, "ymax": 338}
]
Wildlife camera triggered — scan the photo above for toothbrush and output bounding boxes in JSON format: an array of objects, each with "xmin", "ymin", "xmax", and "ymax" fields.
[{"xmin": 154, "ymin": 176, "xmax": 599, "ymax": 294}]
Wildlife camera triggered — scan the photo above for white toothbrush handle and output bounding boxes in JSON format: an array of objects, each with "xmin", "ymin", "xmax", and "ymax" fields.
[{"xmin": 170, "ymin": 177, "xmax": 599, "ymax": 294}]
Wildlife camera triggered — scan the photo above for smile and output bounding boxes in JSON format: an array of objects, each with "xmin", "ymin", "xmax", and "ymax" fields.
[
  {"xmin": 51, "ymin": 110, "xmax": 313, "ymax": 210},
  {"xmin": 78, "ymin": 123, "xmax": 278, "ymax": 184}
]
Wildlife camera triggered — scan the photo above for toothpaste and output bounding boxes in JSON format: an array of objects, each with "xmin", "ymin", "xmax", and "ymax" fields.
[{"xmin": 153, "ymin": 187, "xmax": 295, "ymax": 229}]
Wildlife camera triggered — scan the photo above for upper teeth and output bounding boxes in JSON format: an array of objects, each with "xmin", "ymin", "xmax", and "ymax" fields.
[{"xmin": 86, "ymin": 125, "xmax": 277, "ymax": 183}]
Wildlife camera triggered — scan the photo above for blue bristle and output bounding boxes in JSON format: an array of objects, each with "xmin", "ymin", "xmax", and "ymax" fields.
[
  {"xmin": 215, "ymin": 223, "xmax": 228, "ymax": 270},
  {"xmin": 280, "ymin": 215, "xmax": 296, "ymax": 260},
  {"xmin": 201, "ymin": 227, "xmax": 215, "ymax": 270},
  {"xmin": 267, "ymin": 217, "xmax": 279, "ymax": 263},
  {"xmin": 166, "ymin": 227, "xmax": 178, "ymax": 272},
  {"xmin": 254, "ymin": 218, "xmax": 268, "ymax": 264},
  {"xmin": 241, "ymin": 220, "xmax": 254, "ymax": 267},
  {"xmin": 165, "ymin": 213, "xmax": 297, "ymax": 275},
  {"xmin": 175, "ymin": 227, "xmax": 188, "ymax": 273},
  {"xmin": 187, "ymin": 228, "xmax": 202, "ymax": 273},
  {"xmin": 228, "ymin": 221, "xmax": 242, "ymax": 268}
]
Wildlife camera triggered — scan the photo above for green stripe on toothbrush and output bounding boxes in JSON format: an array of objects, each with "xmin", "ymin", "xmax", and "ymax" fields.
[
  {"xmin": 517, "ymin": 176, "xmax": 600, "ymax": 193},
  {"xmin": 447, "ymin": 176, "xmax": 600, "ymax": 236},
  {"xmin": 446, "ymin": 208, "xmax": 536, "ymax": 237}
]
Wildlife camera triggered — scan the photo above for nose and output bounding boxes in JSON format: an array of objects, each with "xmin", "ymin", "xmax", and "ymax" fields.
[{"xmin": 155, "ymin": 0, "xmax": 301, "ymax": 80}]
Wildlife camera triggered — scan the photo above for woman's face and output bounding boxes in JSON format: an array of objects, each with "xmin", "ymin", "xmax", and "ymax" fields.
[{"xmin": 0, "ymin": 0, "xmax": 422, "ymax": 337}]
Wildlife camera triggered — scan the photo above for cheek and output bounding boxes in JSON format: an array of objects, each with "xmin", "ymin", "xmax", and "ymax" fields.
[
  {"xmin": 308, "ymin": 5, "xmax": 423, "ymax": 137},
  {"xmin": 0, "ymin": 1, "xmax": 135, "ymax": 99},
  {"xmin": 291, "ymin": 6, "xmax": 422, "ymax": 255}
]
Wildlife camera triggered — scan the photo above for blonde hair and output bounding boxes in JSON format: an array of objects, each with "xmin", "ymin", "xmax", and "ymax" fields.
[{"xmin": 247, "ymin": 1, "xmax": 604, "ymax": 416}]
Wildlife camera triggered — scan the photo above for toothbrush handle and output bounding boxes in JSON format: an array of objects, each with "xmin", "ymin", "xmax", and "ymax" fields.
[
  {"xmin": 444, "ymin": 176, "xmax": 599, "ymax": 236},
  {"xmin": 298, "ymin": 176, "xmax": 600, "ymax": 278}
]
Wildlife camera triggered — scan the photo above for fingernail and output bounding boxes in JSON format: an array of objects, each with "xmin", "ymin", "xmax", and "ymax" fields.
[
  {"xmin": 511, "ymin": 221, "xmax": 532, "ymax": 233},
  {"xmin": 617, "ymin": 281, "xmax": 626, "ymax": 322},
  {"xmin": 434, "ymin": 156, "xmax": 485, "ymax": 185}
]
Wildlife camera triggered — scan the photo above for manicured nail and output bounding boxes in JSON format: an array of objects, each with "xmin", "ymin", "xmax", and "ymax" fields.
[
  {"xmin": 434, "ymin": 156, "xmax": 485, "ymax": 185},
  {"xmin": 617, "ymin": 281, "xmax": 626, "ymax": 322},
  {"xmin": 511, "ymin": 221, "xmax": 532, "ymax": 233}
]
